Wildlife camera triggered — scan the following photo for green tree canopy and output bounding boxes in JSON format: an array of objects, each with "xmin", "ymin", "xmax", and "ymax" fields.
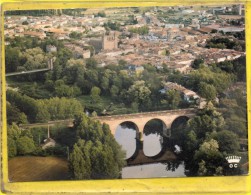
[
  {"xmin": 16, "ymin": 136, "xmax": 36, "ymax": 155},
  {"xmin": 163, "ymin": 89, "xmax": 182, "ymax": 109},
  {"xmin": 194, "ymin": 139, "xmax": 224, "ymax": 176},
  {"xmin": 198, "ymin": 82, "xmax": 217, "ymax": 101},
  {"xmin": 7, "ymin": 102, "xmax": 28, "ymax": 125},
  {"xmin": 127, "ymin": 80, "xmax": 151, "ymax": 110},
  {"xmin": 21, "ymin": 47, "xmax": 49, "ymax": 70},
  {"xmin": 69, "ymin": 114, "xmax": 126, "ymax": 179},
  {"xmin": 90, "ymin": 86, "xmax": 101, "ymax": 103},
  {"xmin": 187, "ymin": 102, "xmax": 225, "ymax": 139},
  {"xmin": 192, "ymin": 58, "xmax": 204, "ymax": 69},
  {"xmin": 5, "ymin": 47, "xmax": 22, "ymax": 73},
  {"xmin": 212, "ymin": 130, "xmax": 240, "ymax": 154}
]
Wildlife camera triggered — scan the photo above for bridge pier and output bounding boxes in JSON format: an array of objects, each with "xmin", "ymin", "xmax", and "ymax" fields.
[{"xmin": 137, "ymin": 132, "xmax": 144, "ymax": 142}]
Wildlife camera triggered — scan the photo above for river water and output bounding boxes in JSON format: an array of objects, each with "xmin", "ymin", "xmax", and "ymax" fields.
[{"xmin": 115, "ymin": 121, "xmax": 186, "ymax": 179}]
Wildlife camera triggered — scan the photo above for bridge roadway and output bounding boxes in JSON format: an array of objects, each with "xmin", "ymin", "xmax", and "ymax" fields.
[
  {"xmin": 6, "ymin": 68, "xmax": 51, "ymax": 77},
  {"xmin": 19, "ymin": 119, "xmax": 74, "ymax": 129},
  {"xmin": 93, "ymin": 108, "xmax": 196, "ymax": 137},
  {"xmin": 20, "ymin": 108, "xmax": 197, "ymax": 139}
]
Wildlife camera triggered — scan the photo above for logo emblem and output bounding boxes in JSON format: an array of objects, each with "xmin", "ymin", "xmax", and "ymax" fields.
[{"xmin": 226, "ymin": 156, "xmax": 241, "ymax": 168}]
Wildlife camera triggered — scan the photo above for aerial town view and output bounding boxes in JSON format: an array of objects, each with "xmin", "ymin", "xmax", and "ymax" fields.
[{"xmin": 4, "ymin": 5, "xmax": 248, "ymax": 181}]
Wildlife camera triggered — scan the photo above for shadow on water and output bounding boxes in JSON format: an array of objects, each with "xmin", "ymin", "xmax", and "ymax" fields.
[
  {"xmin": 115, "ymin": 121, "xmax": 139, "ymax": 159},
  {"xmin": 143, "ymin": 119, "xmax": 164, "ymax": 136},
  {"xmin": 122, "ymin": 160, "xmax": 186, "ymax": 179},
  {"xmin": 115, "ymin": 120, "xmax": 187, "ymax": 178},
  {"xmin": 163, "ymin": 161, "xmax": 183, "ymax": 172},
  {"xmin": 143, "ymin": 119, "xmax": 166, "ymax": 157}
]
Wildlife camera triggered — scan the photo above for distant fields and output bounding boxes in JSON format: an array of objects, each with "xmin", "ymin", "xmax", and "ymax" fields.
[{"xmin": 8, "ymin": 156, "xmax": 70, "ymax": 182}]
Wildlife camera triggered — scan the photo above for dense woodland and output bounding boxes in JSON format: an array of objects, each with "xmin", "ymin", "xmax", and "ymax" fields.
[{"xmin": 6, "ymin": 31, "xmax": 247, "ymax": 177}]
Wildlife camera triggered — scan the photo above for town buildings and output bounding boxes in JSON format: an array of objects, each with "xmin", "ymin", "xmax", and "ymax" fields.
[{"xmin": 4, "ymin": 5, "xmax": 245, "ymax": 73}]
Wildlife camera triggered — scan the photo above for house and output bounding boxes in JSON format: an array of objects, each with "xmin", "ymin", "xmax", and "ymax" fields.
[
  {"xmin": 160, "ymin": 82, "xmax": 200, "ymax": 103},
  {"xmin": 41, "ymin": 138, "xmax": 56, "ymax": 149},
  {"xmin": 41, "ymin": 126, "xmax": 56, "ymax": 149},
  {"xmin": 127, "ymin": 64, "xmax": 144, "ymax": 76},
  {"xmin": 46, "ymin": 45, "xmax": 57, "ymax": 53}
]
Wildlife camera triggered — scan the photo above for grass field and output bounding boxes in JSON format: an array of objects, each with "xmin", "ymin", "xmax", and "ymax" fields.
[
  {"xmin": 76, "ymin": 95, "xmax": 131, "ymax": 115},
  {"xmin": 8, "ymin": 156, "xmax": 70, "ymax": 182}
]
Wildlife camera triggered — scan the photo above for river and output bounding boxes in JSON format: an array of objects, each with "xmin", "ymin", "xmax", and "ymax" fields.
[{"xmin": 115, "ymin": 121, "xmax": 186, "ymax": 179}]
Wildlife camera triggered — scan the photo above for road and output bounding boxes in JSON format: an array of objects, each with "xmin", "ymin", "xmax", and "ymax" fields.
[
  {"xmin": 19, "ymin": 109, "xmax": 196, "ymax": 129},
  {"xmin": 19, "ymin": 119, "xmax": 74, "ymax": 129}
]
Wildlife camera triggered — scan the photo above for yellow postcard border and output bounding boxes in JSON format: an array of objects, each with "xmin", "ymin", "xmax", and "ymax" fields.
[{"xmin": 1, "ymin": 0, "xmax": 251, "ymax": 194}]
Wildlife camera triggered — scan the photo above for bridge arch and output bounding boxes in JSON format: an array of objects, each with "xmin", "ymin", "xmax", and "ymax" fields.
[
  {"xmin": 170, "ymin": 115, "xmax": 190, "ymax": 137},
  {"xmin": 171, "ymin": 116, "xmax": 190, "ymax": 129},
  {"xmin": 143, "ymin": 118, "xmax": 167, "ymax": 136},
  {"xmin": 142, "ymin": 118, "xmax": 166, "ymax": 157},
  {"xmin": 115, "ymin": 121, "xmax": 140, "ymax": 137},
  {"xmin": 169, "ymin": 116, "xmax": 190, "ymax": 147},
  {"xmin": 114, "ymin": 121, "xmax": 139, "ymax": 159}
]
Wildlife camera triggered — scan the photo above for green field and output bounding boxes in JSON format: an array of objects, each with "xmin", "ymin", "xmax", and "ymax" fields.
[
  {"xmin": 8, "ymin": 156, "xmax": 70, "ymax": 182},
  {"xmin": 76, "ymin": 95, "xmax": 131, "ymax": 115}
]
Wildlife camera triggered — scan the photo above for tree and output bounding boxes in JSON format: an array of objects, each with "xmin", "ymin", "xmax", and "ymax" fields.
[
  {"xmin": 22, "ymin": 47, "xmax": 49, "ymax": 70},
  {"xmin": 69, "ymin": 140, "xmax": 91, "ymax": 179},
  {"xmin": 16, "ymin": 136, "xmax": 36, "ymax": 155},
  {"xmin": 5, "ymin": 47, "xmax": 21, "ymax": 73},
  {"xmin": 86, "ymin": 58, "xmax": 98, "ymax": 68},
  {"xmin": 64, "ymin": 60, "xmax": 85, "ymax": 85},
  {"xmin": 217, "ymin": 61, "xmax": 234, "ymax": 73},
  {"xmin": 90, "ymin": 111, "xmax": 97, "ymax": 117},
  {"xmin": 7, "ymin": 90, "xmax": 39, "ymax": 123},
  {"xmin": 110, "ymin": 85, "xmax": 119, "ymax": 99},
  {"xmin": 187, "ymin": 102, "xmax": 225, "ymax": 139},
  {"xmin": 7, "ymin": 102, "xmax": 28, "ymax": 125},
  {"xmin": 198, "ymin": 82, "xmax": 217, "ymax": 101},
  {"xmin": 69, "ymin": 114, "xmax": 126, "ymax": 179},
  {"xmin": 36, "ymin": 101, "xmax": 51, "ymax": 122},
  {"xmin": 86, "ymin": 69, "xmax": 99, "ymax": 86},
  {"xmin": 128, "ymin": 25, "xmax": 149, "ymax": 35},
  {"xmin": 22, "ymin": 21, "xmax": 29, "ymax": 25},
  {"xmin": 104, "ymin": 21, "xmax": 121, "ymax": 31},
  {"xmin": 100, "ymin": 75, "xmax": 110, "ymax": 92},
  {"xmin": 192, "ymin": 58, "xmax": 204, "ymax": 69},
  {"xmin": 90, "ymin": 86, "xmax": 101, "ymax": 103},
  {"xmin": 37, "ymin": 97, "xmax": 83, "ymax": 121},
  {"xmin": 7, "ymin": 124, "xmax": 21, "ymax": 158},
  {"xmin": 213, "ymin": 130, "xmax": 240, "ymax": 154},
  {"xmin": 96, "ymin": 11, "xmax": 106, "ymax": 17},
  {"xmin": 185, "ymin": 67, "xmax": 234, "ymax": 93},
  {"xmin": 127, "ymin": 80, "xmax": 151, "ymax": 110},
  {"xmin": 69, "ymin": 32, "xmax": 83, "ymax": 39},
  {"xmin": 8, "ymin": 137, "xmax": 17, "ymax": 158},
  {"xmin": 220, "ymin": 92, "xmax": 247, "ymax": 138},
  {"xmin": 57, "ymin": 48, "xmax": 73, "ymax": 69},
  {"xmin": 178, "ymin": 103, "xmax": 228, "ymax": 176},
  {"xmin": 54, "ymin": 82, "xmax": 74, "ymax": 97},
  {"xmin": 164, "ymin": 89, "xmax": 182, "ymax": 109},
  {"xmin": 194, "ymin": 139, "xmax": 224, "ymax": 176}
]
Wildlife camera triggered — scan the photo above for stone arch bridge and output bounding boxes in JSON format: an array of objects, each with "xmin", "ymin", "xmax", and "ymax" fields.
[
  {"xmin": 20, "ymin": 108, "xmax": 197, "ymax": 140},
  {"xmin": 94, "ymin": 108, "xmax": 197, "ymax": 140}
]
